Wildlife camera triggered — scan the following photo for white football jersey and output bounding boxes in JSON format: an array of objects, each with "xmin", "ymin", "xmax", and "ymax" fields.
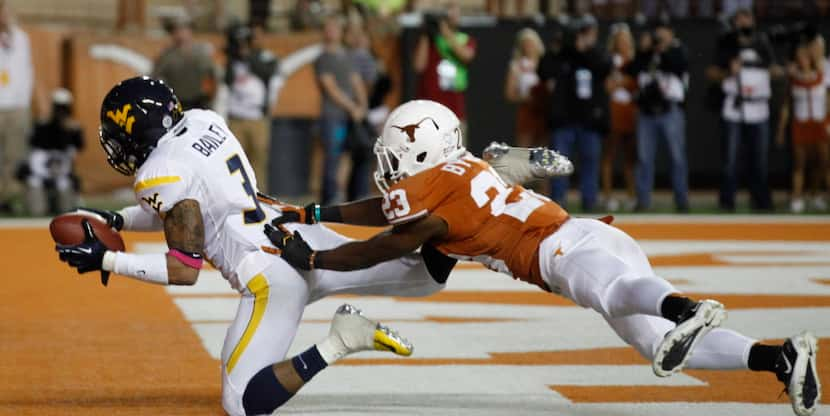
[{"xmin": 133, "ymin": 109, "xmax": 278, "ymax": 291}]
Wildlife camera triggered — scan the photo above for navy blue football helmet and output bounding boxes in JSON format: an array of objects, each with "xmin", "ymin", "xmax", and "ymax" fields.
[{"xmin": 99, "ymin": 76, "xmax": 183, "ymax": 175}]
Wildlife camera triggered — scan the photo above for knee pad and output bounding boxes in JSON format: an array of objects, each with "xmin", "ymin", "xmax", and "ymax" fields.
[{"xmin": 242, "ymin": 365, "xmax": 293, "ymax": 416}]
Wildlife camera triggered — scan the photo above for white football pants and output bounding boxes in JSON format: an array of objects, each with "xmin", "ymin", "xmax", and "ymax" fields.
[
  {"xmin": 221, "ymin": 223, "xmax": 445, "ymax": 416},
  {"xmin": 540, "ymin": 218, "xmax": 755, "ymax": 371}
]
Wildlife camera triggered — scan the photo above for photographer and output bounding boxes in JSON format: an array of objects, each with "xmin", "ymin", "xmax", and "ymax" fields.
[
  {"xmin": 224, "ymin": 23, "xmax": 280, "ymax": 193},
  {"xmin": 707, "ymin": 8, "xmax": 780, "ymax": 211},
  {"xmin": 22, "ymin": 89, "xmax": 83, "ymax": 216},
  {"xmin": 538, "ymin": 15, "xmax": 610, "ymax": 211},
  {"xmin": 413, "ymin": 1, "xmax": 476, "ymax": 138},
  {"xmin": 629, "ymin": 20, "xmax": 689, "ymax": 212}
]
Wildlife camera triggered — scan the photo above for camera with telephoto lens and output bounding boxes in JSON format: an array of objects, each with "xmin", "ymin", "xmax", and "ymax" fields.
[{"xmin": 422, "ymin": 10, "xmax": 447, "ymax": 38}]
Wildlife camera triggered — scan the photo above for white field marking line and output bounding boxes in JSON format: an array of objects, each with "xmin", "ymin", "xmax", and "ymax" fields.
[
  {"xmin": 608, "ymin": 214, "xmax": 830, "ymax": 224},
  {"xmin": 3, "ymin": 214, "xmax": 828, "ymax": 230}
]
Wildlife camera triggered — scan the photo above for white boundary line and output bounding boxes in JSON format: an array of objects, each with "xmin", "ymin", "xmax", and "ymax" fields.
[
  {"xmin": 0, "ymin": 214, "xmax": 827, "ymax": 229},
  {"xmin": 607, "ymin": 214, "xmax": 830, "ymax": 224}
]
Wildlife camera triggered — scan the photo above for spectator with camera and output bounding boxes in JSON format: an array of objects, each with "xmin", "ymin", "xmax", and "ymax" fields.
[
  {"xmin": 413, "ymin": 1, "xmax": 476, "ymax": 139},
  {"xmin": 224, "ymin": 23, "xmax": 280, "ymax": 194},
  {"xmin": 22, "ymin": 89, "xmax": 83, "ymax": 216},
  {"xmin": 315, "ymin": 14, "xmax": 369, "ymax": 204},
  {"xmin": 708, "ymin": 8, "xmax": 780, "ymax": 211},
  {"xmin": 629, "ymin": 20, "xmax": 690, "ymax": 212},
  {"xmin": 538, "ymin": 15, "xmax": 610, "ymax": 211}
]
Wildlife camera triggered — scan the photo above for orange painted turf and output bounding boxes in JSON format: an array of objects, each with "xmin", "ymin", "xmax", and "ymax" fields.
[{"xmin": 1, "ymin": 221, "xmax": 828, "ymax": 415}]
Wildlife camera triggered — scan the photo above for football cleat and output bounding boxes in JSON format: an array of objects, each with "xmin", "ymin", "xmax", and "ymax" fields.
[
  {"xmin": 653, "ymin": 299, "xmax": 726, "ymax": 377},
  {"xmin": 483, "ymin": 141, "xmax": 574, "ymax": 186},
  {"xmin": 776, "ymin": 332, "xmax": 821, "ymax": 416},
  {"xmin": 329, "ymin": 304, "xmax": 413, "ymax": 359}
]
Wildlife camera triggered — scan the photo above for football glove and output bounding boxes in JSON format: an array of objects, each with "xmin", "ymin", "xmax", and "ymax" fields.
[
  {"xmin": 272, "ymin": 203, "xmax": 317, "ymax": 226},
  {"xmin": 72, "ymin": 207, "xmax": 124, "ymax": 231},
  {"xmin": 56, "ymin": 219, "xmax": 111, "ymax": 285},
  {"xmin": 255, "ymin": 192, "xmax": 317, "ymax": 225},
  {"xmin": 263, "ymin": 224, "xmax": 316, "ymax": 270}
]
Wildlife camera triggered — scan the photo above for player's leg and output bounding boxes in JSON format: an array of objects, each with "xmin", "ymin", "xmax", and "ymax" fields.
[
  {"xmin": 222, "ymin": 260, "xmax": 414, "ymax": 416},
  {"xmin": 605, "ymin": 313, "xmax": 820, "ymax": 416},
  {"xmin": 540, "ymin": 218, "xmax": 725, "ymax": 376}
]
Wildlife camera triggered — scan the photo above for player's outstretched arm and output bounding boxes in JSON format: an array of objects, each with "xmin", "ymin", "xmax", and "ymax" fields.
[
  {"xmin": 83, "ymin": 199, "xmax": 205, "ymax": 286},
  {"xmin": 270, "ymin": 197, "xmax": 389, "ymax": 227},
  {"xmin": 264, "ymin": 215, "xmax": 448, "ymax": 271},
  {"xmin": 55, "ymin": 200, "xmax": 205, "ymax": 286}
]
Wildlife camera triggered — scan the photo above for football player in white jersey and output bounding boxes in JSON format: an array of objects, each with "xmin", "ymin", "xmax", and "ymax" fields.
[
  {"xmin": 54, "ymin": 77, "xmax": 574, "ymax": 416},
  {"xmin": 54, "ymin": 77, "xmax": 444, "ymax": 416}
]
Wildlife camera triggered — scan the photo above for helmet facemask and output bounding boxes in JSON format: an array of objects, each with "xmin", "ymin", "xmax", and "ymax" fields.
[{"xmin": 99, "ymin": 126, "xmax": 153, "ymax": 176}]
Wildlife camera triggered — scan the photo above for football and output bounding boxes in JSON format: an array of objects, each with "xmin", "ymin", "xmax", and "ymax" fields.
[{"xmin": 49, "ymin": 213, "xmax": 126, "ymax": 251}]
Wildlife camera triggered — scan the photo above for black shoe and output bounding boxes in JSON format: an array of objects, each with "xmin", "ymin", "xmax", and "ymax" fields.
[
  {"xmin": 653, "ymin": 300, "xmax": 726, "ymax": 377},
  {"xmin": 775, "ymin": 332, "xmax": 821, "ymax": 416}
]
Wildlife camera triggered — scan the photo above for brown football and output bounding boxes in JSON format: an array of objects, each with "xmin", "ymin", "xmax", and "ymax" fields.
[{"xmin": 50, "ymin": 213, "xmax": 126, "ymax": 251}]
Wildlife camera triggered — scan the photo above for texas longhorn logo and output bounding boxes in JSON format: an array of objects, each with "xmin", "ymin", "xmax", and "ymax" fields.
[
  {"xmin": 392, "ymin": 117, "xmax": 439, "ymax": 143},
  {"xmin": 106, "ymin": 103, "xmax": 136, "ymax": 134}
]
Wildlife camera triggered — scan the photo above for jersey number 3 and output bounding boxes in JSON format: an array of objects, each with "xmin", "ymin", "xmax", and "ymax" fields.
[{"xmin": 227, "ymin": 154, "xmax": 265, "ymax": 224}]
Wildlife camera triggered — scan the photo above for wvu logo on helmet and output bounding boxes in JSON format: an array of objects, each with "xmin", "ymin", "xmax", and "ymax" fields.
[{"xmin": 107, "ymin": 103, "xmax": 136, "ymax": 134}]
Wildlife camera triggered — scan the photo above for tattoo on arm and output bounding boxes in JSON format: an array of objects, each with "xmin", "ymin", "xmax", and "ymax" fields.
[{"xmin": 164, "ymin": 199, "xmax": 205, "ymax": 254}]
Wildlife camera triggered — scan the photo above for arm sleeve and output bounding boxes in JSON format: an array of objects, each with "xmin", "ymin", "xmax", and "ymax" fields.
[{"xmin": 118, "ymin": 204, "xmax": 163, "ymax": 231}]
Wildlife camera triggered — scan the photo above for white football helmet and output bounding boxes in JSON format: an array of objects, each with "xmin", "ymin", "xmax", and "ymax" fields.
[{"xmin": 374, "ymin": 100, "xmax": 466, "ymax": 193}]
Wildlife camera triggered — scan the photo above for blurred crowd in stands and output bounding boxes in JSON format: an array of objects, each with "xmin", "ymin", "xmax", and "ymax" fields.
[{"xmin": 0, "ymin": 0, "xmax": 828, "ymax": 215}]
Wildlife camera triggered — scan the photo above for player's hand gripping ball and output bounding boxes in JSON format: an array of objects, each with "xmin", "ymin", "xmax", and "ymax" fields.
[{"xmin": 51, "ymin": 213, "xmax": 125, "ymax": 286}]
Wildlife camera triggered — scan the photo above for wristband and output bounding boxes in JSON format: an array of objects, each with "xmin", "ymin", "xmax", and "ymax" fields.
[
  {"xmin": 168, "ymin": 248, "xmax": 204, "ymax": 269},
  {"xmin": 308, "ymin": 250, "xmax": 317, "ymax": 270},
  {"xmin": 313, "ymin": 204, "xmax": 321, "ymax": 224}
]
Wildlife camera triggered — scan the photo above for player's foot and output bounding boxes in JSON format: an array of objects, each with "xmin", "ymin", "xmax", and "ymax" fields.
[
  {"xmin": 653, "ymin": 299, "xmax": 726, "ymax": 377},
  {"xmin": 776, "ymin": 332, "xmax": 821, "ymax": 416},
  {"xmin": 483, "ymin": 141, "xmax": 573, "ymax": 185},
  {"xmin": 326, "ymin": 304, "xmax": 413, "ymax": 361}
]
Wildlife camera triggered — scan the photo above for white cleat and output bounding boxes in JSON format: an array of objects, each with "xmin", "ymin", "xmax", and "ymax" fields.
[
  {"xmin": 776, "ymin": 332, "xmax": 821, "ymax": 416},
  {"xmin": 483, "ymin": 141, "xmax": 574, "ymax": 186},
  {"xmin": 653, "ymin": 299, "xmax": 726, "ymax": 377},
  {"xmin": 326, "ymin": 304, "xmax": 413, "ymax": 362}
]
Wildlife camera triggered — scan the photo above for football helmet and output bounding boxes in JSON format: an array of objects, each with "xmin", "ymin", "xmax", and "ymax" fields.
[
  {"xmin": 99, "ymin": 76, "xmax": 183, "ymax": 175},
  {"xmin": 374, "ymin": 100, "xmax": 465, "ymax": 193}
]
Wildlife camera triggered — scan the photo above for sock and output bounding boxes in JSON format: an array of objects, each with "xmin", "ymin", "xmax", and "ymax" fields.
[
  {"xmin": 660, "ymin": 295, "xmax": 697, "ymax": 323},
  {"xmin": 291, "ymin": 345, "xmax": 329, "ymax": 382},
  {"xmin": 748, "ymin": 343, "xmax": 782, "ymax": 373},
  {"xmin": 242, "ymin": 365, "xmax": 294, "ymax": 414},
  {"xmin": 316, "ymin": 334, "xmax": 348, "ymax": 364}
]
